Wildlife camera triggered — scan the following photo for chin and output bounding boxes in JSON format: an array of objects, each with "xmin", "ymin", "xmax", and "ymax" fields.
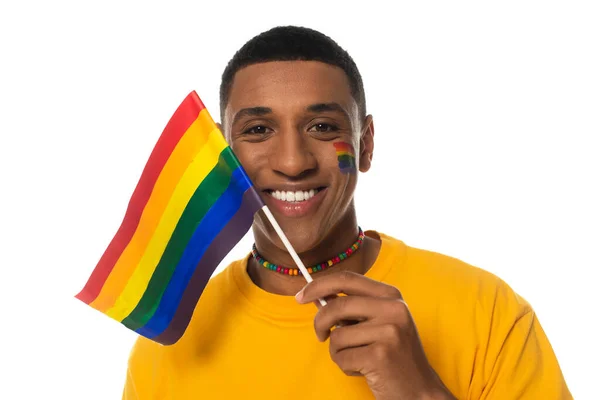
[
  {"xmin": 285, "ymin": 229, "xmax": 322, "ymax": 254},
  {"xmin": 262, "ymin": 222, "xmax": 323, "ymax": 254}
]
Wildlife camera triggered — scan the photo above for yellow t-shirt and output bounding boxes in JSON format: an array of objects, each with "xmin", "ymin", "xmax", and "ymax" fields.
[{"xmin": 123, "ymin": 231, "xmax": 571, "ymax": 399}]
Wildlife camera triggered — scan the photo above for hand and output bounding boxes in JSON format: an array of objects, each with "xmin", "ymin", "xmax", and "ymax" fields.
[{"xmin": 295, "ymin": 271, "xmax": 455, "ymax": 400}]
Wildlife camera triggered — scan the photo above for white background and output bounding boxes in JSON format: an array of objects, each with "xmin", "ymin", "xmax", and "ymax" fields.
[{"xmin": 1, "ymin": 1, "xmax": 598, "ymax": 399}]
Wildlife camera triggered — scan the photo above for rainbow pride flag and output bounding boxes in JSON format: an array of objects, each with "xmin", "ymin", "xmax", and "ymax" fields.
[{"xmin": 76, "ymin": 91, "xmax": 264, "ymax": 345}]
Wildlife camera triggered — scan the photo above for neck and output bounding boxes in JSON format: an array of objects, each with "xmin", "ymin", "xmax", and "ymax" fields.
[{"xmin": 248, "ymin": 215, "xmax": 381, "ymax": 296}]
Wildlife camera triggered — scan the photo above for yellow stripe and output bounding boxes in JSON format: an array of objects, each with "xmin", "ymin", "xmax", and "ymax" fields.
[
  {"xmin": 105, "ymin": 128, "xmax": 228, "ymax": 320},
  {"xmin": 89, "ymin": 109, "xmax": 216, "ymax": 312}
]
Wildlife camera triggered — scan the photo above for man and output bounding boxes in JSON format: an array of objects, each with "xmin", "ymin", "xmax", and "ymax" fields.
[{"xmin": 123, "ymin": 26, "xmax": 571, "ymax": 399}]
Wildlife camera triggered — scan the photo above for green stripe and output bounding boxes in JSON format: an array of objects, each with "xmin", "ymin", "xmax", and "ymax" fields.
[
  {"xmin": 337, "ymin": 154, "xmax": 356, "ymax": 166},
  {"xmin": 122, "ymin": 147, "xmax": 241, "ymax": 330},
  {"xmin": 337, "ymin": 154, "xmax": 355, "ymax": 162}
]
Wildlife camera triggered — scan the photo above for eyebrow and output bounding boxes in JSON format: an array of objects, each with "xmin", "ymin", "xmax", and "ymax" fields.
[
  {"xmin": 306, "ymin": 102, "xmax": 350, "ymax": 120},
  {"xmin": 231, "ymin": 107, "xmax": 272, "ymax": 126},
  {"xmin": 231, "ymin": 102, "xmax": 351, "ymax": 126}
]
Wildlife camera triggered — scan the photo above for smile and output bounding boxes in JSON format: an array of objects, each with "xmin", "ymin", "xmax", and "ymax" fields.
[{"xmin": 267, "ymin": 188, "xmax": 324, "ymax": 203}]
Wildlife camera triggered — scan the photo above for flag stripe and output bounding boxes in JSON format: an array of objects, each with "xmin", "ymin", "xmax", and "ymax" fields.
[
  {"xmin": 75, "ymin": 93, "xmax": 204, "ymax": 304},
  {"xmin": 98, "ymin": 128, "xmax": 227, "ymax": 316},
  {"xmin": 333, "ymin": 142, "xmax": 354, "ymax": 153},
  {"xmin": 135, "ymin": 167, "xmax": 255, "ymax": 338},
  {"xmin": 154, "ymin": 189, "xmax": 263, "ymax": 345},
  {"xmin": 337, "ymin": 154, "xmax": 356, "ymax": 164},
  {"xmin": 338, "ymin": 154, "xmax": 356, "ymax": 170},
  {"xmin": 120, "ymin": 147, "xmax": 241, "ymax": 330}
]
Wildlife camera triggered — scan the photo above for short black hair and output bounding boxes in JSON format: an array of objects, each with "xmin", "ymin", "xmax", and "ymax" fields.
[{"xmin": 219, "ymin": 26, "xmax": 366, "ymax": 122}]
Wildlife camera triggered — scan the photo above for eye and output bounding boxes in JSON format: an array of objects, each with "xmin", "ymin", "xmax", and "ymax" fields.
[
  {"xmin": 309, "ymin": 123, "xmax": 339, "ymax": 133},
  {"xmin": 243, "ymin": 125, "xmax": 271, "ymax": 135}
]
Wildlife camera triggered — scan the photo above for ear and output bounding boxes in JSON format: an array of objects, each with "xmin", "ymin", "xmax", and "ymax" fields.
[{"xmin": 358, "ymin": 115, "xmax": 374, "ymax": 173}]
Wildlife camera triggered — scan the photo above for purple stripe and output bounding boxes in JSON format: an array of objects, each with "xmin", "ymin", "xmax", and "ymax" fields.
[{"xmin": 154, "ymin": 188, "xmax": 264, "ymax": 345}]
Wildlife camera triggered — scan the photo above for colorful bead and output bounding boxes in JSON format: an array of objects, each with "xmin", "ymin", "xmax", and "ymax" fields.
[{"xmin": 251, "ymin": 228, "xmax": 365, "ymax": 276}]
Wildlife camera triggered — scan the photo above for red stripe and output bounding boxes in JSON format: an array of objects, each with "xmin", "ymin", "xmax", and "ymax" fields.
[
  {"xmin": 75, "ymin": 91, "xmax": 205, "ymax": 304},
  {"xmin": 333, "ymin": 142, "xmax": 353, "ymax": 153}
]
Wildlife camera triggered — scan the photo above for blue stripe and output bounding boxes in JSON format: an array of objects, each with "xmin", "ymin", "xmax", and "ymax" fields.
[{"xmin": 136, "ymin": 166, "xmax": 252, "ymax": 338}]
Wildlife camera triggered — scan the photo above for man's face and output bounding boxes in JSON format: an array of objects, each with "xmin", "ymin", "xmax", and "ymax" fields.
[{"xmin": 222, "ymin": 61, "xmax": 373, "ymax": 252}]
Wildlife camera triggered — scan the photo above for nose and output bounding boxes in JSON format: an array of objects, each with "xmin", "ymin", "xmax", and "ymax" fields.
[{"xmin": 269, "ymin": 126, "xmax": 317, "ymax": 178}]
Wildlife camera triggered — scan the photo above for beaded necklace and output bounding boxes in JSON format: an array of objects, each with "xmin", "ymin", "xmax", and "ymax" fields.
[{"xmin": 251, "ymin": 227, "xmax": 365, "ymax": 275}]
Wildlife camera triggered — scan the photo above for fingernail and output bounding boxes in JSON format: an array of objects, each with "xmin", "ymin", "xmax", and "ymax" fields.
[{"xmin": 295, "ymin": 288, "xmax": 304, "ymax": 302}]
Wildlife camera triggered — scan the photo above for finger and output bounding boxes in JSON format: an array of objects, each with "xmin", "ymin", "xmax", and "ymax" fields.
[
  {"xmin": 296, "ymin": 271, "xmax": 402, "ymax": 304},
  {"xmin": 314, "ymin": 295, "xmax": 404, "ymax": 341},
  {"xmin": 313, "ymin": 294, "xmax": 338, "ymax": 310},
  {"xmin": 328, "ymin": 320, "xmax": 381, "ymax": 355},
  {"xmin": 330, "ymin": 344, "xmax": 374, "ymax": 377}
]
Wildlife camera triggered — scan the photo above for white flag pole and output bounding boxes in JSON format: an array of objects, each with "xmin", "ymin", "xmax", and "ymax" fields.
[{"xmin": 260, "ymin": 205, "xmax": 327, "ymax": 307}]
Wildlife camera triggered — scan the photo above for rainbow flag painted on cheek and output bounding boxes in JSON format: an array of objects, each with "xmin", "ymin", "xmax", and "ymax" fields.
[
  {"xmin": 333, "ymin": 142, "xmax": 356, "ymax": 173},
  {"xmin": 75, "ymin": 91, "xmax": 264, "ymax": 345}
]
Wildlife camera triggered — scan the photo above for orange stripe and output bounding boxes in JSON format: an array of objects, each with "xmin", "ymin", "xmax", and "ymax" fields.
[{"xmin": 333, "ymin": 142, "xmax": 354, "ymax": 154}]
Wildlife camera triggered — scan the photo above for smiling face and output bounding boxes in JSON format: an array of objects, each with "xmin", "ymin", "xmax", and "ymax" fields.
[{"xmin": 222, "ymin": 61, "xmax": 374, "ymax": 255}]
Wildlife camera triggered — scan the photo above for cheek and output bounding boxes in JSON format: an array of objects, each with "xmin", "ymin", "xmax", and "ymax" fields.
[{"xmin": 231, "ymin": 142, "xmax": 266, "ymax": 179}]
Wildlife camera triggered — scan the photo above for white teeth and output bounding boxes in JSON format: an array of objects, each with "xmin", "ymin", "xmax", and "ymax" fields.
[{"xmin": 269, "ymin": 189, "xmax": 320, "ymax": 202}]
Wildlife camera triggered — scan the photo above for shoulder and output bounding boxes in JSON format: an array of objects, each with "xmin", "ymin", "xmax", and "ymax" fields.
[
  {"xmin": 375, "ymin": 231, "xmax": 532, "ymax": 330},
  {"xmin": 408, "ymin": 243, "xmax": 530, "ymax": 314},
  {"xmin": 124, "ymin": 335, "xmax": 168, "ymax": 399}
]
